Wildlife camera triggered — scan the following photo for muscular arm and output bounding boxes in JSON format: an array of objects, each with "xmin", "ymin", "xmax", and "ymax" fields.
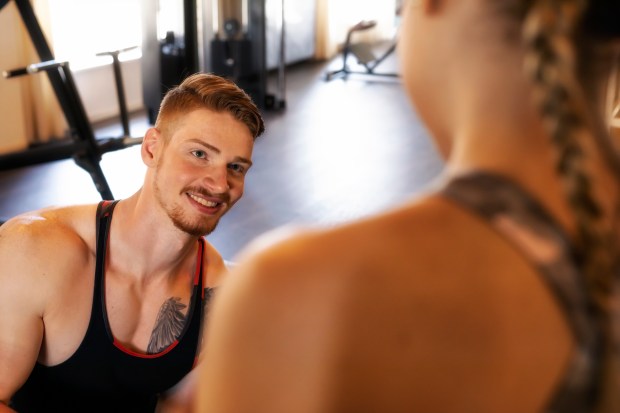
[{"xmin": 0, "ymin": 217, "xmax": 47, "ymax": 410}]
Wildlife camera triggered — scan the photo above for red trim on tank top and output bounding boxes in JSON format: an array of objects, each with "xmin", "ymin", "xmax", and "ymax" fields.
[
  {"xmin": 101, "ymin": 200, "xmax": 114, "ymax": 217},
  {"xmin": 112, "ymin": 338, "xmax": 179, "ymax": 358},
  {"xmin": 105, "ymin": 238, "xmax": 205, "ymax": 359},
  {"xmin": 194, "ymin": 238, "xmax": 204, "ymax": 287}
]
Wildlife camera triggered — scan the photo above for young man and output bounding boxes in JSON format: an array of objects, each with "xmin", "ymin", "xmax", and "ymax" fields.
[{"xmin": 0, "ymin": 73, "xmax": 264, "ymax": 412}]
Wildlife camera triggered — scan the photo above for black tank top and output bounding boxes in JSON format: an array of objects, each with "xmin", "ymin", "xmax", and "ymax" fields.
[
  {"xmin": 440, "ymin": 172, "xmax": 604, "ymax": 412},
  {"xmin": 12, "ymin": 200, "xmax": 208, "ymax": 412}
]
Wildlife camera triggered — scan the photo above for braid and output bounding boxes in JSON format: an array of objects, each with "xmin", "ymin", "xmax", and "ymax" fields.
[{"xmin": 522, "ymin": 0, "xmax": 619, "ymax": 408}]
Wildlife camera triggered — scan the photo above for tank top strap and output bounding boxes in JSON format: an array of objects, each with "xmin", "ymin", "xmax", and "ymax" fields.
[
  {"xmin": 439, "ymin": 173, "xmax": 582, "ymax": 303},
  {"xmin": 96, "ymin": 201, "xmax": 120, "ymax": 251},
  {"xmin": 94, "ymin": 200, "xmax": 120, "ymax": 338},
  {"xmin": 439, "ymin": 171, "xmax": 602, "ymax": 411}
]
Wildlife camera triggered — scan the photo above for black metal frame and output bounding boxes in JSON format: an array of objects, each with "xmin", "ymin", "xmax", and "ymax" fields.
[
  {"xmin": 0, "ymin": 0, "xmax": 142, "ymax": 200},
  {"xmin": 96, "ymin": 46, "xmax": 139, "ymax": 138},
  {"xmin": 141, "ymin": 0, "xmax": 200, "ymax": 124}
]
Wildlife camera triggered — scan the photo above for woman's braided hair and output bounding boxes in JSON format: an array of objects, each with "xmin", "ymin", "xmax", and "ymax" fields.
[{"xmin": 518, "ymin": 0, "xmax": 620, "ymax": 409}]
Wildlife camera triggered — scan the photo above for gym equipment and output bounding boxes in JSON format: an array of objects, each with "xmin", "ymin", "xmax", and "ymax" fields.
[
  {"xmin": 141, "ymin": 0, "xmax": 286, "ymax": 120},
  {"xmin": 96, "ymin": 46, "xmax": 139, "ymax": 138},
  {"xmin": 0, "ymin": 0, "xmax": 142, "ymax": 200},
  {"xmin": 210, "ymin": 17, "xmax": 257, "ymax": 103},
  {"xmin": 141, "ymin": 0, "xmax": 199, "ymax": 125},
  {"xmin": 209, "ymin": 0, "xmax": 286, "ymax": 110},
  {"xmin": 325, "ymin": 20, "xmax": 398, "ymax": 81}
]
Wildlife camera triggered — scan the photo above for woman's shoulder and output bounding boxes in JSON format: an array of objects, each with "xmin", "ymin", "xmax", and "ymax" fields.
[
  {"xmin": 238, "ymin": 193, "xmax": 501, "ymax": 275},
  {"xmin": 225, "ymin": 192, "xmax": 541, "ymax": 325},
  {"xmin": 205, "ymin": 193, "xmax": 573, "ymax": 412}
]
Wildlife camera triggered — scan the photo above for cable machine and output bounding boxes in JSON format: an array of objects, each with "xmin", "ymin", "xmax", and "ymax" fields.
[{"xmin": 141, "ymin": 0, "xmax": 286, "ymax": 123}]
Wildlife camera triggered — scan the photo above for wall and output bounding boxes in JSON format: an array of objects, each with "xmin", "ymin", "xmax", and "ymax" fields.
[
  {"xmin": 73, "ymin": 57, "xmax": 144, "ymax": 124},
  {"xmin": 0, "ymin": 2, "xmax": 31, "ymax": 154}
]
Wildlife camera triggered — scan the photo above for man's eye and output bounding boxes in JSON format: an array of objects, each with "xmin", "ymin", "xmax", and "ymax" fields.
[
  {"xmin": 229, "ymin": 164, "xmax": 246, "ymax": 174},
  {"xmin": 191, "ymin": 150, "xmax": 207, "ymax": 159}
]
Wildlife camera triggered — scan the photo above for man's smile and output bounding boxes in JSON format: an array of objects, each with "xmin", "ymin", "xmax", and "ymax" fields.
[{"xmin": 188, "ymin": 193, "xmax": 221, "ymax": 208}]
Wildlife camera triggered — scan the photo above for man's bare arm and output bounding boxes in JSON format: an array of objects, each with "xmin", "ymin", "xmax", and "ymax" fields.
[{"xmin": 0, "ymin": 217, "xmax": 48, "ymax": 410}]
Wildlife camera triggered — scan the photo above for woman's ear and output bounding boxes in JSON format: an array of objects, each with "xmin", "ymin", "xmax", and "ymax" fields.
[
  {"xmin": 406, "ymin": 0, "xmax": 445, "ymax": 16},
  {"xmin": 424, "ymin": 0, "xmax": 443, "ymax": 14},
  {"xmin": 141, "ymin": 127, "xmax": 162, "ymax": 167}
]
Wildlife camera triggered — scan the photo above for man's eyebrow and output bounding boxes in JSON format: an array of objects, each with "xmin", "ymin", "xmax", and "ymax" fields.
[
  {"xmin": 189, "ymin": 139, "xmax": 220, "ymax": 154},
  {"xmin": 234, "ymin": 157, "xmax": 253, "ymax": 167},
  {"xmin": 188, "ymin": 139, "xmax": 253, "ymax": 167}
]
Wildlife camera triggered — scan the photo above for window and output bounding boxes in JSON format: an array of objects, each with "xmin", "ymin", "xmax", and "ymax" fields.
[{"xmin": 47, "ymin": 0, "xmax": 142, "ymax": 70}]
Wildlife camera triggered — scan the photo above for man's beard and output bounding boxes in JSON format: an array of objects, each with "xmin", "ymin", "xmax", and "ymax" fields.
[
  {"xmin": 154, "ymin": 176, "xmax": 223, "ymax": 237},
  {"xmin": 167, "ymin": 203, "xmax": 220, "ymax": 237}
]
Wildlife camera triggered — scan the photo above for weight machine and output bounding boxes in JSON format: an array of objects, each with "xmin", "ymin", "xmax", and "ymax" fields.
[
  {"xmin": 141, "ymin": 0, "xmax": 287, "ymax": 123},
  {"xmin": 0, "ymin": 0, "xmax": 142, "ymax": 200}
]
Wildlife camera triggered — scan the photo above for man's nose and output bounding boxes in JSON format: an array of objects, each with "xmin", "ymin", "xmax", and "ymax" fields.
[{"xmin": 203, "ymin": 164, "xmax": 229, "ymax": 194}]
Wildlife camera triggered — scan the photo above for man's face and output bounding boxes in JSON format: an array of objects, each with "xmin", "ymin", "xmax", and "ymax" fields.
[{"xmin": 151, "ymin": 108, "xmax": 254, "ymax": 237}]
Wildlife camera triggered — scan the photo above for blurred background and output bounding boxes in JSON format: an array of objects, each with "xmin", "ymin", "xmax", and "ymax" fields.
[{"xmin": 1, "ymin": 0, "xmax": 617, "ymax": 260}]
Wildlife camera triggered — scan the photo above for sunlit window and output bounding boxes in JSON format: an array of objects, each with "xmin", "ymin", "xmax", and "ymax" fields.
[
  {"xmin": 156, "ymin": 0, "xmax": 185, "ymax": 41},
  {"xmin": 47, "ymin": 0, "xmax": 142, "ymax": 70}
]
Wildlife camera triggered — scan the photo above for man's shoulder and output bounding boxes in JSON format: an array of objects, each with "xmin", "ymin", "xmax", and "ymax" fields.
[
  {"xmin": 0, "ymin": 204, "xmax": 99, "ymax": 269},
  {"xmin": 0, "ymin": 205, "xmax": 99, "ymax": 315},
  {"xmin": 201, "ymin": 238, "xmax": 227, "ymax": 288}
]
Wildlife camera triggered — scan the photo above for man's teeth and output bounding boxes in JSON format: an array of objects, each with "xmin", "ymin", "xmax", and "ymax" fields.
[{"xmin": 189, "ymin": 194, "xmax": 218, "ymax": 207}]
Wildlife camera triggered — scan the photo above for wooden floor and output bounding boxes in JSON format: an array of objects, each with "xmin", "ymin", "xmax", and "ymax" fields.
[{"xmin": 0, "ymin": 56, "xmax": 444, "ymax": 261}]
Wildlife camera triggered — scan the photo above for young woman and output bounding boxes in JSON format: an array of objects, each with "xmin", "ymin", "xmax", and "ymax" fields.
[{"xmin": 196, "ymin": 1, "xmax": 620, "ymax": 412}]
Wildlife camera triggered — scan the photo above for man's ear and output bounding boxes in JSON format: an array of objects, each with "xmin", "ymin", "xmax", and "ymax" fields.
[{"xmin": 141, "ymin": 127, "xmax": 162, "ymax": 167}]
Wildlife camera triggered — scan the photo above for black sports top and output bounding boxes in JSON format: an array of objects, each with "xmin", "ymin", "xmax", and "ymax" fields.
[
  {"xmin": 441, "ymin": 172, "xmax": 604, "ymax": 412},
  {"xmin": 11, "ymin": 200, "xmax": 209, "ymax": 412}
]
